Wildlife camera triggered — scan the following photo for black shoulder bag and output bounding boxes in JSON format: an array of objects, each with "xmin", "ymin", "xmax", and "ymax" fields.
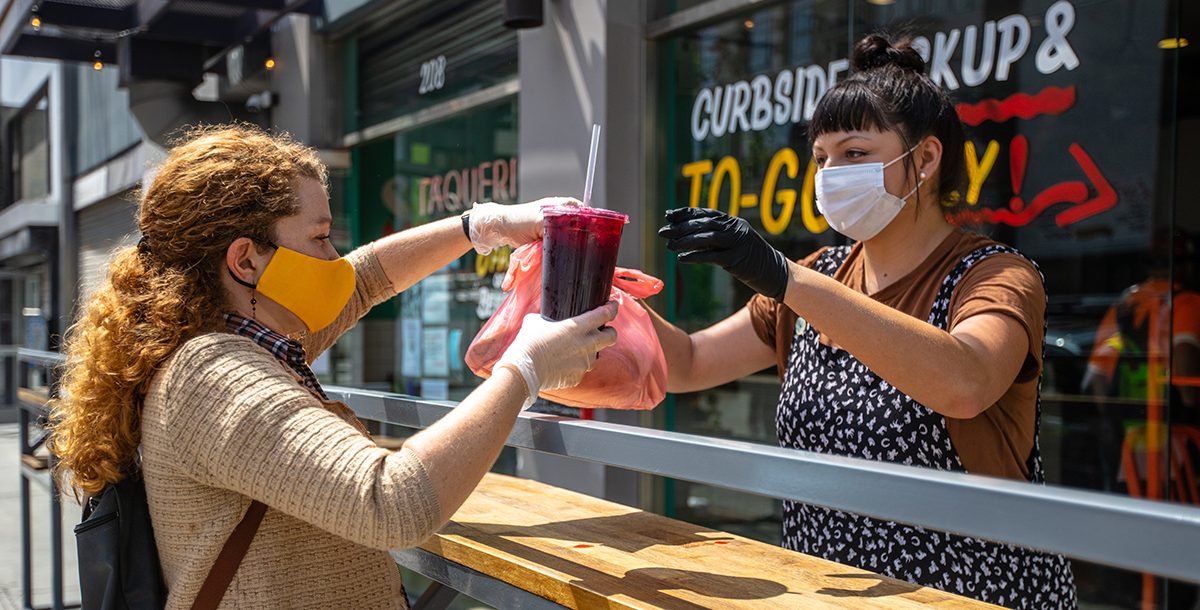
[{"xmin": 75, "ymin": 472, "xmax": 265, "ymax": 610}]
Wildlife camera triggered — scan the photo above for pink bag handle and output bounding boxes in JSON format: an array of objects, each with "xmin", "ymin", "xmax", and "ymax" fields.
[
  {"xmin": 612, "ymin": 268, "xmax": 663, "ymax": 298},
  {"xmin": 501, "ymin": 242, "xmax": 542, "ymax": 292}
]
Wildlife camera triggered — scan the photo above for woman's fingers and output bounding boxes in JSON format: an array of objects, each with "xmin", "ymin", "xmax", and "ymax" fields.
[
  {"xmin": 664, "ymin": 207, "xmax": 724, "ymax": 222},
  {"xmin": 657, "ymin": 216, "xmax": 723, "ymax": 239},
  {"xmin": 567, "ymin": 300, "xmax": 619, "ymax": 331},
  {"xmin": 593, "ymin": 325, "xmax": 619, "ymax": 351},
  {"xmin": 665, "ymin": 231, "xmax": 730, "ymax": 253},
  {"xmin": 676, "ymin": 248, "xmax": 728, "ymax": 265}
]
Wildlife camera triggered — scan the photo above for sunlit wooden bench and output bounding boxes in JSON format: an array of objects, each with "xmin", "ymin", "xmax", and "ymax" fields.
[{"xmin": 396, "ymin": 473, "xmax": 999, "ymax": 609}]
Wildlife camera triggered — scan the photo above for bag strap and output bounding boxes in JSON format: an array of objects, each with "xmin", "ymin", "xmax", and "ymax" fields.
[{"xmin": 190, "ymin": 500, "xmax": 267, "ymax": 610}]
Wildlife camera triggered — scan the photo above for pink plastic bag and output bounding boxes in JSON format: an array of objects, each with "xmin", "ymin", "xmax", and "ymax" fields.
[{"xmin": 466, "ymin": 241, "xmax": 667, "ymax": 410}]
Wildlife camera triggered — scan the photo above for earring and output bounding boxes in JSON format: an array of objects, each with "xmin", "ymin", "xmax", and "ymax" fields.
[
  {"xmin": 250, "ymin": 289, "xmax": 258, "ymax": 319},
  {"xmin": 919, "ymin": 171, "xmax": 927, "ymax": 180}
]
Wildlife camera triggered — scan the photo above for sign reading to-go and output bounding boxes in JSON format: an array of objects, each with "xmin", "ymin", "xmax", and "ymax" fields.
[{"xmin": 681, "ymin": 148, "xmax": 828, "ymax": 236}]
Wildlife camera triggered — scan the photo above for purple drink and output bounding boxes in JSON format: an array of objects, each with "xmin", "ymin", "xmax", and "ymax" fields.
[{"xmin": 541, "ymin": 205, "xmax": 628, "ymax": 321}]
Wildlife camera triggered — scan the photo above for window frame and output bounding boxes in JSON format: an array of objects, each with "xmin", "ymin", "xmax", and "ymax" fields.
[{"xmin": 4, "ymin": 82, "xmax": 52, "ymax": 208}]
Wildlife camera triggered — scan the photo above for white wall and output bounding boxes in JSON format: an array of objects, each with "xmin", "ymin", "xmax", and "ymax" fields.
[
  {"xmin": 516, "ymin": 0, "xmax": 646, "ymax": 269},
  {"xmin": 271, "ymin": 14, "xmax": 341, "ymax": 150}
]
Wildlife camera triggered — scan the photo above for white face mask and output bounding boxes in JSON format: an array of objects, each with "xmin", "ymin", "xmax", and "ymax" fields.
[{"xmin": 815, "ymin": 144, "xmax": 923, "ymax": 242}]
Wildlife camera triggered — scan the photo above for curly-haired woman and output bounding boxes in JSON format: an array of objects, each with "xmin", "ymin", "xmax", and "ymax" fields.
[{"xmin": 49, "ymin": 125, "xmax": 616, "ymax": 609}]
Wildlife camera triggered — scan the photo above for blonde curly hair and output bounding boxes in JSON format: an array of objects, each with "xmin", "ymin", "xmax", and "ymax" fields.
[{"xmin": 49, "ymin": 124, "xmax": 327, "ymax": 497}]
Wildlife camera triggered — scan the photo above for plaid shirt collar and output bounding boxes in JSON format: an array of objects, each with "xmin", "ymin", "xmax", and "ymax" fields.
[{"xmin": 224, "ymin": 313, "xmax": 328, "ymax": 400}]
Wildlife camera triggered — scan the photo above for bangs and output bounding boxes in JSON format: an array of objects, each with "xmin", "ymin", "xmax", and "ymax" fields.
[{"xmin": 809, "ymin": 80, "xmax": 893, "ymax": 141}]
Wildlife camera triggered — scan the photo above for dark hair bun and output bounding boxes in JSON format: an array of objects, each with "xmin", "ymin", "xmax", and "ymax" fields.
[{"xmin": 852, "ymin": 34, "xmax": 925, "ymax": 74}]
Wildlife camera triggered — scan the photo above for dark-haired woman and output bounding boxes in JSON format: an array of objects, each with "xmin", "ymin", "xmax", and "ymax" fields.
[{"xmin": 647, "ymin": 34, "xmax": 1077, "ymax": 608}]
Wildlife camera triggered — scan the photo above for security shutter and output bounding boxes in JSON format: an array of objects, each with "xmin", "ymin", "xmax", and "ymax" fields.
[
  {"xmin": 77, "ymin": 195, "xmax": 138, "ymax": 301},
  {"xmin": 356, "ymin": 0, "xmax": 517, "ymax": 128}
]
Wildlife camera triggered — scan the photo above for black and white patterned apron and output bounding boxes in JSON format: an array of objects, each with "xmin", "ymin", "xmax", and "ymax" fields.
[{"xmin": 776, "ymin": 245, "xmax": 1077, "ymax": 609}]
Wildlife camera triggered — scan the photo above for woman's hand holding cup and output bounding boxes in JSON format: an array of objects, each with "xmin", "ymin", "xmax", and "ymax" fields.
[
  {"xmin": 467, "ymin": 197, "xmax": 581, "ymax": 254},
  {"xmin": 495, "ymin": 301, "xmax": 619, "ymax": 409}
]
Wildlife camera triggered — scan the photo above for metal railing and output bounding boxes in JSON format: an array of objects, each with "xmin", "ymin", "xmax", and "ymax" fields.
[
  {"xmin": 327, "ymin": 385, "xmax": 1200, "ymax": 585},
  {"xmin": 6, "ymin": 347, "xmax": 71, "ymax": 610},
  {"xmin": 9, "ymin": 347, "xmax": 1200, "ymax": 610}
]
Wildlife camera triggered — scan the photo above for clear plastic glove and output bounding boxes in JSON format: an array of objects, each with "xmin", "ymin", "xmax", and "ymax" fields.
[
  {"xmin": 468, "ymin": 197, "xmax": 581, "ymax": 255},
  {"xmin": 495, "ymin": 301, "xmax": 619, "ymax": 409}
]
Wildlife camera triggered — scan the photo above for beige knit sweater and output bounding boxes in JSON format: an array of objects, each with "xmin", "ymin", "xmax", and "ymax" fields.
[{"xmin": 141, "ymin": 245, "xmax": 441, "ymax": 609}]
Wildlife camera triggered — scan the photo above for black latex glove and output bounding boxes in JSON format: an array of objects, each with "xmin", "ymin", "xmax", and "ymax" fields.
[{"xmin": 659, "ymin": 207, "xmax": 790, "ymax": 301}]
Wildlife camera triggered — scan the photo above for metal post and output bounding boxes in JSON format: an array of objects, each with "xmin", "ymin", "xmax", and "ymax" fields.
[
  {"xmin": 20, "ymin": 406, "xmax": 33, "ymax": 610},
  {"xmin": 49, "ymin": 451, "xmax": 64, "ymax": 610},
  {"xmin": 3, "ymin": 350, "xmax": 13, "ymax": 408},
  {"xmin": 5, "ymin": 274, "xmax": 22, "ymax": 408},
  {"xmin": 15, "ymin": 282, "xmax": 26, "ymax": 392},
  {"xmin": 55, "ymin": 61, "xmax": 78, "ymax": 365}
]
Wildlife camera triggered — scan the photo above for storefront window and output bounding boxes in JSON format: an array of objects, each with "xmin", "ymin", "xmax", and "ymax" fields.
[
  {"xmin": 336, "ymin": 0, "xmax": 521, "ymax": 505},
  {"xmin": 8, "ymin": 94, "xmax": 50, "ymax": 205},
  {"xmin": 654, "ymin": 1, "xmax": 1192, "ymax": 606},
  {"xmin": 345, "ymin": 98, "xmax": 518, "ymax": 399},
  {"xmin": 355, "ymin": 99, "xmax": 519, "ymax": 401},
  {"xmin": 338, "ymin": 0, "xmax": 520, "ymax": 403}
]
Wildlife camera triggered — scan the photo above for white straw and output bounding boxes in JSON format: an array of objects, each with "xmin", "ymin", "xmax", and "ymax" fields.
[{"xmin": 582, "ymin": 124, "xmax": 601, "ymax": 207}]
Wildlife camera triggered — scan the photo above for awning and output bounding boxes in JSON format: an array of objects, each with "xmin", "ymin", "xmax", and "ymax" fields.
[
  {"xmin": 1, "ymin": 0, "xmax": 325, "ymax": 144},
  {"xmin": 1, "ymin": 0, "xmax": 322, "ymax": 85}
]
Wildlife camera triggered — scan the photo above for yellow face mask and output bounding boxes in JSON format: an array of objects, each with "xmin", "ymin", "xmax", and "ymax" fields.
[{"xmin": 229, "ymin": 242, "xmax": 356, "ymax": 333}]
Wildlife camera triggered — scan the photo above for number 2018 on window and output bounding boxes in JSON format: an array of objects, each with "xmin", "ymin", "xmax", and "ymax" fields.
[{"xmin": 419, "ymin": 56, "xmax": 446, "ymax": 95}]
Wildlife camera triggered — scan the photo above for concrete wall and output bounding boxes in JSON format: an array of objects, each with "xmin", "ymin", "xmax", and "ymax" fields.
[
  {"xmin": 271, "ymin": 14, "xmax": 342, "ymax": 151},
  {"xmin": 517, "ymin": 0, "xmax": 647, "ymax": 269}
]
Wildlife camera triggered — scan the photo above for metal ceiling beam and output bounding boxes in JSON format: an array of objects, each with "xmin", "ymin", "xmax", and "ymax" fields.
[
  {"xmin": 232, "ymin": 9, "xmax": 275, "ymax": 43},
  {"xmin": 8, "ymin": 35, "xmax": 117, "ymax": 63},
  {"xmin": 204, "ymin": 0, "xmax": 288, "ymax": 10},
  {"xmin": 1, "ymin": 0, "xmax": 321, "ymax": 81},
  {"xmin": 36, "ymin": 1, "xmax": 137, "ymax": 31},
  {"xmin": 136, "ymin": 0, "xmax": 176, "ymax": 29},
  {"xmin": 280, "ymin": 0, "xmax": 324, "ymax": 16},
  {"xmin": 144, "ymin": 12, "xmax": 246, "ymax": 45},
  {"xmin": 117, "ymin": 37, "xmax": 210, "ymax": 85}
]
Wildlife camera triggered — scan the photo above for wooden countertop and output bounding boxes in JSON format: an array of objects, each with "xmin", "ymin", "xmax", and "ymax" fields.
[{"xmin": 419, "ymin": 473, "xmax": 999, "ymax": 609}]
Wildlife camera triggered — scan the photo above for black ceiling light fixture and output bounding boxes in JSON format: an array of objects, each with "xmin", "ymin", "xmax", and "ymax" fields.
[{"xmin": 503, "ymin": 0, "xmax": 543, "ymax": 29}]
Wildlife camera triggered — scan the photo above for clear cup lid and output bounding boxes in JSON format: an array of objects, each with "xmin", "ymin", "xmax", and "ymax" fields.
[{"xmin": 543, "ymin": 204, "xmax": 629, "ymax": 223}]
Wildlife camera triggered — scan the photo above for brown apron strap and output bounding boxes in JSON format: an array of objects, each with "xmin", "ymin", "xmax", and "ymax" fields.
[{"xmin": 190, "ymin": 500, "xmax": 267, "ymax": 610}]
